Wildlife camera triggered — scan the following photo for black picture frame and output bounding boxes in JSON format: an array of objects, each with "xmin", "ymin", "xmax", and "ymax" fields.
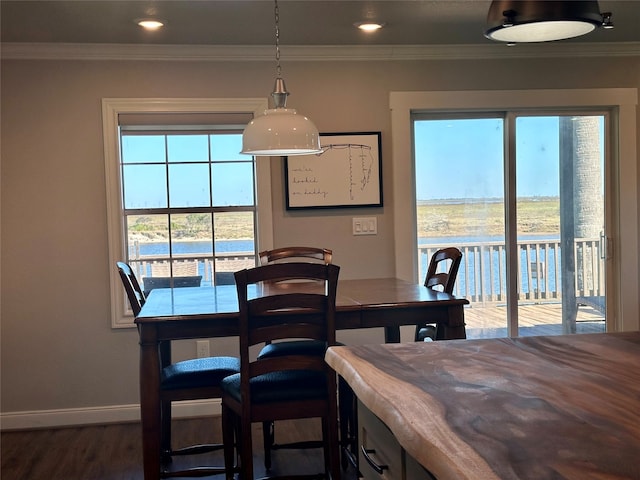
[{"xmin": 285, "ymin": 132, "xmax": 383, "ymax": 210}]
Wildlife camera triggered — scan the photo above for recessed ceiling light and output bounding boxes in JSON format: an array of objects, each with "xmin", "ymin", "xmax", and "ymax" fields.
[
  {"xmin": 137, "ymin": 19, "xmax": 165, "ymax": 31},
  {"xmin": 354, "ymin": 22, "xmax": 385, "ymax": 32}
]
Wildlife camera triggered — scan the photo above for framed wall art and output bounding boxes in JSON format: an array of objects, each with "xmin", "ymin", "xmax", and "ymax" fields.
[{"xmin": 285, "ymin": 132, "xmax": 382, "ymax": 209}]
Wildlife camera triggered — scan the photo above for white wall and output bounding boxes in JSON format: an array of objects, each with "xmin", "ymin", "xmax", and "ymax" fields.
[{"xmin": 2, "ymin": 47, "xmax": 639, "ymax": 428}]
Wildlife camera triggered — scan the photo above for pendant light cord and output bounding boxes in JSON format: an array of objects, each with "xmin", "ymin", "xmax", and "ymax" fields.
[
  {"xmin": 274, "ymin": 0, "xmax": 281, "ymax": 78},
  {"xmin": 270, "ymin": 0, "xmax": 289, "ymax": 108}
]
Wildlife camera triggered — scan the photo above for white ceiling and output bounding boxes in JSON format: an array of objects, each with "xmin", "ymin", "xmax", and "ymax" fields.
[{"xmin": 2, "ymin": 1, "xmax": 639, "ymax": 47}]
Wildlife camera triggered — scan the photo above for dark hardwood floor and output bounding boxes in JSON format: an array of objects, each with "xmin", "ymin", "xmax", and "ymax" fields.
[{"xmin": 1, "ymin": 417, "xmax": 357, "ymax": 480}]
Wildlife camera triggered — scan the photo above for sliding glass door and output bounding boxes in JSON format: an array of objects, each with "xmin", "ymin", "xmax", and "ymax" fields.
[
  {"xmin": 414, "ymin": 116, "xmax": 508, "ymax": 337},
  {"xmin": 414, "ymin": 112, "xmax": 607, "ymax": 338},
  {"xmin": 513, "ymin": 115, "xmax": 606, "ymax": 336}
]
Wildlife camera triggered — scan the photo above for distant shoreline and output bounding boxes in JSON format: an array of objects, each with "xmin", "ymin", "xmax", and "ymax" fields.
[
  {"xmin": 417, "ymin": 196, "xmax": 559, "ymax": 205},
  {"xmin": 129, "ymin": 236, "xmax": 254, "ymax": 244}
]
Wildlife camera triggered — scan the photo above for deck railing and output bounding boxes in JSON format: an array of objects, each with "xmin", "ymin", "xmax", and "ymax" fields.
[
  {"xmin": 128, "ymin": 238, "xmax": 604, "ymax": 304},
  {"xmin": 419, "ymin": 238, "xmax": 604, "ymax": 305},
  {"xmin": 128, "ymin": 251, "xmax": 256, "ymax": 286}
]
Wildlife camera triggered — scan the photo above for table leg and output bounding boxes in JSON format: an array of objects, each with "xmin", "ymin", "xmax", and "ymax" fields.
[
  {"xmin": 436, "ymin": 305, "xmax": 467, "ymax": 340},
  {"xmin": 138, "ymin": 325, "xmax": 161, "ymax": 480},
  {"xmin": 384, "ymin": 326, "xmax": 401, "ymax": 343}
]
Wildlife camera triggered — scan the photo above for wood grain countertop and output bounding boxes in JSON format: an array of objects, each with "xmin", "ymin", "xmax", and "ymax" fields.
[{"xmin": 325, "ymin": 332, "xmax": 640, "ymax": 480}]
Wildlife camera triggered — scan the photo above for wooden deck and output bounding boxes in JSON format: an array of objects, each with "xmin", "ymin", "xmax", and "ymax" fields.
[{"xmin": 463, "ymin": 302, "xmax": 606, "ymax": 339}]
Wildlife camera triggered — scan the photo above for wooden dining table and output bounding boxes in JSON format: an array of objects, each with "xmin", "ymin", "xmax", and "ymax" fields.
[
  {"xmin": 326, "ymin": 331, "xmax": 640, "ymax": 480},
  {"xmin": 134, "ymin": 277, "xmax": 469, "ymax": 480}
]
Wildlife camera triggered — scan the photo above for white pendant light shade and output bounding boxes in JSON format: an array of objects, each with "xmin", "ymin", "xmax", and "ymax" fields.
[
  {"xmin": 241, "ymin": 0, "xmax": 321, "ymax": 157},
  {"xmin": 485, "ymin": 0, "xmax": 611, "ymax": 43},
  {"xmin": 241, "ymin": 108, "xmax": 321, "ymax": 156}
]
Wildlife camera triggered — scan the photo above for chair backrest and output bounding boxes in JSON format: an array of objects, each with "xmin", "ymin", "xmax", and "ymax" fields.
[
  {"xmin": 116, "ymin": 261, "xmax": 146, "ymax": 315},
  {"xmin": 234, "ymin": 262, "xmax": 340, "ymax": 404},
  {"xmin": 424, "ymin": 247, "xmax": 463, "ymax": 294},
  {"xmin": 258, "ymin": 246, "xmax": 333, "ymax": 265}
]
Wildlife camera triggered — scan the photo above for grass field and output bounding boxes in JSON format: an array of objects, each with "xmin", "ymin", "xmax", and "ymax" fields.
[
  {"xmin": 127, "ymin": 211, "xmax": 255, "ymax": 242},
  {"xmin": 418, "ymin": 198, "xmax": 559, "ymax": 237}
]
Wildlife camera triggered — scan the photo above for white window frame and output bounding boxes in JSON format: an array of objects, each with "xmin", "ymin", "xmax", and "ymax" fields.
[
  {"xmin": 390, "ymin": 89, "xmax": 638, "ymax": 332},
  {"xmin": 103, "ymin": 98, "xmax": 273, "ymax": 328}
]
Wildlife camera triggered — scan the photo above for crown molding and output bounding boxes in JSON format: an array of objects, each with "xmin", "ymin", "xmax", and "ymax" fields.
[{"xmin": 2, "ymin": 42, "xmax": 639, "ymax": 62}]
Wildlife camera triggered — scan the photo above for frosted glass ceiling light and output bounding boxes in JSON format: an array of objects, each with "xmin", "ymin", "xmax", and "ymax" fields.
[
  {"xmin": 355, "ymin": 22, "xmax": 385, "ymax": 32},
  {"xmin": 241, "ymin": 0, "xmax": 321, "ymax": 156},
  {"xmin": 137, "ymin": 19, "xmax": 164, "ymax": 30},
  {"xmin": 485, "ymin": 1, "xmax": 613, "ymax": 44}
]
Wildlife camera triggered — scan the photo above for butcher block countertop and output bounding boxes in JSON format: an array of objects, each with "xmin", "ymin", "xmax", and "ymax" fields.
[{"xmin": 325, "ymin": 332, "xmax": 640, "ymax": 480}]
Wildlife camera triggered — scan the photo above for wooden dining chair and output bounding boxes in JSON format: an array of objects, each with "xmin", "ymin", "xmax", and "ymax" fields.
[
  {"xmin": 117, "ymin": 261, "xmax": 146, "ymax": 316},
  {"xmin": 257, "ymin": 247, "xmax": 354, "ymax": 471},
  {"xmin": 258, "ymin": 246, "xmax": 332, "ymax": 266},
  {"xmin": 116, "ymin": 261, "xmax": 240, "ymax": 478},
  {"xmin": 221, "ymin": 262, "xmax": 341, "ymax": 480},
  {"xmin": 414, "ymin": 247, "xmax": 463, "ymax": 341}
]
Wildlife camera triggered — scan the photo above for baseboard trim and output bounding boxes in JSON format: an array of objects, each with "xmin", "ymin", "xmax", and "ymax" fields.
[{"xmin": 0, "ymin": 399, "xmax": 221, "ymax": 431}]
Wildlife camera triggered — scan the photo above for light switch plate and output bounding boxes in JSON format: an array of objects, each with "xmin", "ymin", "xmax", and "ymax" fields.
[{"xmin": 353, "ymin": 216, "xmax": 377, "ymax": 235}]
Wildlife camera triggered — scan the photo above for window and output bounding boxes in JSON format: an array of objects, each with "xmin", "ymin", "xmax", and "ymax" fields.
[
  {"xmin": 390, "ymin": 89, "xmax": 638, "ymax": 336},
  {"xmin": 103, "ymin": 98, "xmax": 273, "ymax": 327},
  {"xmin": 120, "ymin": 128, "xmax": 256, "ymax": 295}
]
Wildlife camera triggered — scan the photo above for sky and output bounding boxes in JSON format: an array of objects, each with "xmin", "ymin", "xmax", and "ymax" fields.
[
  {"xmin": 120, "ymin": 115, "xmax": 605, "ymax": 207},
  {"xmin": 121, "ymin": 133, "xmax": 254, "ymax": 208},
  {"xmin": 414, "ymin": 116, "xmax": 605, "ymax": 200}
]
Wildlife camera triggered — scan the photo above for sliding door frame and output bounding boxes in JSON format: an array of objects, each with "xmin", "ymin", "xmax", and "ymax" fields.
[{"xmin": 390, "ymin": 89, "xmax": 638, "ymax": 333}]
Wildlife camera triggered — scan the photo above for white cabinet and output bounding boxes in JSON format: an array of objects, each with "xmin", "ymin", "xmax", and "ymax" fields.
[{"xmin": 357, "ymin": 400, "xmax": 436, "ymax": 480}]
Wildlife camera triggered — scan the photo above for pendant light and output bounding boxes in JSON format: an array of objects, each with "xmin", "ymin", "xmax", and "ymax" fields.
[
  {"xmin": 241, "ymin": 0, "xmax": 321, "ymax": 156},
  {"xmin": 485, "ymin": 0, "xmax": 613, "ymax": 44}
]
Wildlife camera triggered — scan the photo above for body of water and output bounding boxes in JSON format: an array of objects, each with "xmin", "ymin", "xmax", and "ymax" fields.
[{"xmin": 132, "ymin": 239, "xmax": 255, "ymax": 257}]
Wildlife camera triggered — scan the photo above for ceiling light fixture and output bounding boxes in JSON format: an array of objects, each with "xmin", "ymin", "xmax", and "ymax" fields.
[
  {"xmin": 484, "ymin": 0, "xmax": 613, "ymax": 44},
  {"xmin": 355, "ymin": 22, "xmax": 385, "ymax": 32},
  {"xmin": 137, "ymin": 19, "xmax": 164, "ymax": 31},
  {"xmin": 241, "ymin": 0, "xmax": 321, "ymax": 156}
]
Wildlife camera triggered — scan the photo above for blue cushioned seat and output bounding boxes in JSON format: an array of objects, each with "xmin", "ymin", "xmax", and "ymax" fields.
[
  {"xmin": 221, "ymin": 370, "xmax": 327, "ymax": 404},
  {"xmin": 256, "ymin": 338, "xmax": 355, "ymax": 472},
  {"xmin": 162, "ymin": 356, "xmax": 240, "ymax": 390},
  {"xmin": 258, "ymin": 340, "xmax": 327, "ymax": 359}
]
